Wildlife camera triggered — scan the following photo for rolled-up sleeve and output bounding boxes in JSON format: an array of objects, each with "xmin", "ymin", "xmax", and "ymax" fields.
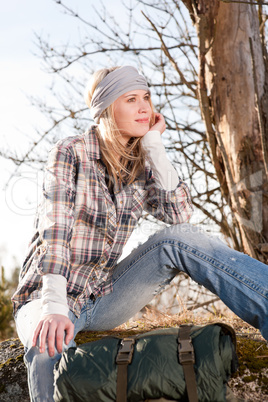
[
  {"xmin": 144, "ymin": 173, "xmax": 194, "ymax": 224},
  {"xmin": 35, "ymin": 145, "xmax": 76, "ymax": 279}
]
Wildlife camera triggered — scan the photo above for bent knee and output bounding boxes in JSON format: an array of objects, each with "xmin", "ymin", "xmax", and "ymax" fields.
[
  {"xmin": 156, "ymin": 223, "xmax": 223, "ymax": 250},
  {"xmin": 159, "ymin": 223, "xmax": 199, "ymax": 241},
  {"xmin": 24, "ymin": 345, "xmax": 61, "ymax": 366}
]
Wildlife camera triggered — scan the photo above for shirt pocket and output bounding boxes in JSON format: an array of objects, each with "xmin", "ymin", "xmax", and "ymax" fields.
[{"xmin": 76, "ymin": 202, "xmax": 109, "ymax": 231}]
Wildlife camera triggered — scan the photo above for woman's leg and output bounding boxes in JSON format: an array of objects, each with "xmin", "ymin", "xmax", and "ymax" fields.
[
  {"xmin": 15, "ymin": 300, "xmax": 87, "ymax": 402},
  {"xmin": 88, "ymin": 223, "xmax": 268, "ymax": 341},
  {"xmin": 15, "ymin": 222, "xmax": 268, "ymax": 400}
]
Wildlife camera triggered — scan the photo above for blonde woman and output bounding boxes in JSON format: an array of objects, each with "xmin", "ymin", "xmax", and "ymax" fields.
[{"xmin": 12, "ymin": 66, "xmax": 268, "ymax": 401}]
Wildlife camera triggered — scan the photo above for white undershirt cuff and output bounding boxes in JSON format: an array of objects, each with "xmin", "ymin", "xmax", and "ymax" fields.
[
  {"xmin": 42, "ymin": 274, "xmax": 69, "ymax": 317},
  {"xmin": 141, "ymin": 130, "xmax": 179, "ymax": 191}
]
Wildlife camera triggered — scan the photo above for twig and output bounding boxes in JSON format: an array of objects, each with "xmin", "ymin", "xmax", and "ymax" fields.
[
  {"xmin": 141, "ymin": 11, "xmax": 196, "ymax": 95},
  {"xmin": 3, "ymin": 108, "xmax": 87, "ymax": 188},
  {"xmin": 188, "ymin": 297, "xmax": 220, "ymax": 312}
]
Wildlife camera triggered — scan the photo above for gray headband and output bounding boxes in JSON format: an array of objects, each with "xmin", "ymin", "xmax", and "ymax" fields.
[{"xmin": 90, "ymin": 66, "xmax": 149, "ymax": 123}]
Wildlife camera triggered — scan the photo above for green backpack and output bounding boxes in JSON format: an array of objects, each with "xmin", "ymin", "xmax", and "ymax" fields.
[{"xmin": 54, "ymin": 323, "xmax": 238, "ymax": 402}]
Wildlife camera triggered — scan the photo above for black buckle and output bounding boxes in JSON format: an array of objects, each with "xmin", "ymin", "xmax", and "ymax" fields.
[
  {"xmin": 179, "ymin": 338, "xmax": 195, "ymax": 364},
  {"xmin": 116, "ymin": 338, "xmax": 135, "ymax": 365}
]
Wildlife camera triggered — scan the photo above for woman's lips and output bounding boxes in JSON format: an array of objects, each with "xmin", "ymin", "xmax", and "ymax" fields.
[{"xmin": 135, "ymin": 118, "xmax": 149, "ymax": 123}]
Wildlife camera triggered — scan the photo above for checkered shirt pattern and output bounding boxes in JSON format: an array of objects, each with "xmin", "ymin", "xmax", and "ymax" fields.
[{"xmin": 12, "ymin": 126, "xmax": 193, "ymax": 317}]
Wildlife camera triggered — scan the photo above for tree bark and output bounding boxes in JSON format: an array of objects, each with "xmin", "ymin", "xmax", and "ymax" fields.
[{"xmin": 183, "ymin": 0, "xmax": 268, "ymax": 262}]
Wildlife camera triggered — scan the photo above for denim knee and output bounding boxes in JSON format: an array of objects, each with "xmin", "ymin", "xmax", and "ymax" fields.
[
  {"xmin": 24, "ymin": 346, "xmax": 61, "ymax": 401},
  {"xmin": 157, "ymin": 223, "xmax": 225, "ymax": 251}
]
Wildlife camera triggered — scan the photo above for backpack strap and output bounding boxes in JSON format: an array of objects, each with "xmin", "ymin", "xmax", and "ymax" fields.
[
  {"xmin": 116, "ymin": 328, "xmax": 198, "ymax": 402},
  {"xmin": 116, "ymin": 338, "xmax": 135, "ymax": 402},
  {"xmin": 178, "ymin": 325, "xmax": 198, "ymax": 402}
]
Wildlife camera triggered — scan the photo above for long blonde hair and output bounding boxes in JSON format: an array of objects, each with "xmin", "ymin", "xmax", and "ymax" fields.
[{"xmin": 85, "ymin": 67, "xmax": 155, "ymax": 188}]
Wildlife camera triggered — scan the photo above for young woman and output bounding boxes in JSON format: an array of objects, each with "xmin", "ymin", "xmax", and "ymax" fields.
[{"xmin": 12, "ymin": 66, "xmax": 268, "ymax": 401}]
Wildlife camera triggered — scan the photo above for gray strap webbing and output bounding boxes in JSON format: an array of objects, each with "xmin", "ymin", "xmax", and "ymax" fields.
[
  {"xmin": 178, "ymin": 326, "xmax": 199, "ymax": 402},
  {"xmin": 116, "ymin": 338, "xmax": 135, "ymax": 402}
]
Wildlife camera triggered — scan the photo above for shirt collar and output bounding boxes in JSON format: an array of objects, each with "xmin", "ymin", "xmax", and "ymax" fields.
[{"xmin": 83, "ymin": 125, "xmax": 101, "ymax": 160}]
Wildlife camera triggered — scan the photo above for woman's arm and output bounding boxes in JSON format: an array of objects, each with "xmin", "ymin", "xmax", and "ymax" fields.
[
  {"xmin": 32, "ymin": 273, "xmax": 73, "ymax": 357},
  {"xmin": 32, "ymin": 143, "xmax": 77, "ymax": 356},
  {"xmin": 142, "ymin": 113, "xmax": 194, "ymax": 224},
  {"xmin": 142, "ymin": 130, "xmax": 179, "ymax": 191}
]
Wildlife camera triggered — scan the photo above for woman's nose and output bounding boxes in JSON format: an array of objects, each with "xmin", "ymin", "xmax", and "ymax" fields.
[{"xmin": 138, "ymin": 100, "xmax": 150, "ymax": 112}]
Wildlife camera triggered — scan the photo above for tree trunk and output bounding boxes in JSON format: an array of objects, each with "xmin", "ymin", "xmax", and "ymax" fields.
[{"xmin": 183, "ymin": 0, "xmax": 268, "ymax": 263}]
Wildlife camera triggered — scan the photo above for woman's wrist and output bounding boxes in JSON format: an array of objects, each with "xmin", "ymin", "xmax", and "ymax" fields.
[
  {"xmin": 42, "ymin": 301, "xmax": 69, "ymax": 317},
  {"xmin": 42, "ymin": 274, "xmax": 69, "ymax": 317},
  {"xmin": 142, "ymin": 130, "xmax": 162, "ymax": 147}
]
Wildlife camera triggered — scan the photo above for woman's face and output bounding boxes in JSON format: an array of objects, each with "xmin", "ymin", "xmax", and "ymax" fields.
[{"xmin": 113, "ymin": 89, "xmax": 152, "ymax": 145}]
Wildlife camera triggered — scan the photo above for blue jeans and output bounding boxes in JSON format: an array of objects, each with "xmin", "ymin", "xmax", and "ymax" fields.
[{"xmin": 15, "ymin": 223, "xmax": 268, "ymax": 401}]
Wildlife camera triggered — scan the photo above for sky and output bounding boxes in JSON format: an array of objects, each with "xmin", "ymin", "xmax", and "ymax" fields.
[
  {"xmin": 1, "ymin": 1, "xmax": 66, "ymax": 274},
  {"xmin": 1, "ymin": 0, "xmax": 131, "ymax": 277}
]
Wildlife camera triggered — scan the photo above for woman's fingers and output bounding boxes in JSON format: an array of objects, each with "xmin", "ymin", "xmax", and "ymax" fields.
[
  {"xmin": 46, "ymin": 320, "xmax": 58, "ymax": 356},
  {"xmin": 64, "ymin": 320, "xmax": 75, "ymax": 346},
  {"xmin": 31, "ymin": 314, "xmax": 74, "ymax": 357},
  {"xmin": 39, "ymin": 319, "xmax": 51, "ymax": 354},
  {"xmin": 32, "ymin": 320, "xmax": 43, "ymax": 348},
  {"xmin": 151, "ymin": 113, "xmax": 166, "ymax": 134}
]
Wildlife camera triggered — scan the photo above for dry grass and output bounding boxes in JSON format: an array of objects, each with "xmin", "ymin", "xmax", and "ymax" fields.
[{"xmin": 114, "ymin": 304, "xmax": 265, "ymax": 343}]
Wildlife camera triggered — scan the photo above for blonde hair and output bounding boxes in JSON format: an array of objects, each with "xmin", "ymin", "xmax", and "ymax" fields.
[{"xmin": 85, "ymin": 67, "xmax": 155, "ymax": 188}]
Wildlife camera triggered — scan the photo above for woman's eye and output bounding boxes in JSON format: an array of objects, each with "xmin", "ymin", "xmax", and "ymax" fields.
[
  {"xmin": 144, "ymin": 95, "xmax": 150, "ymax": 101},
  {"xmin": 127, "ymin": 98, "xmax": 135, "ymax": 102}
]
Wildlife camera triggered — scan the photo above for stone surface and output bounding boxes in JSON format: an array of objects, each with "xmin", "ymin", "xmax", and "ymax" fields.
[{"xmin": 0, "ymin": 338, "xmax": 29, "ymax": 401}]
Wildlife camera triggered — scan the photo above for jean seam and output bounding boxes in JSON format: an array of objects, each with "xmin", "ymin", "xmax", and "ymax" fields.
[
  {"xmin": 113, "ymin": 238, "xmax": 268, "ymax": 300},
  {"xmin": 174, "ymin": 240, "xmax": 268, "ymax": 300}
]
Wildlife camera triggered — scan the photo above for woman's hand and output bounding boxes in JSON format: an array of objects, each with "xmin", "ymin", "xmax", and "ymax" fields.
[
  {"xmin": 150, "ymin": 113, "xmax": 166, "ymax": 134},
  {"xmin": 32, "ymin": 314, "xmax": 74, "ymax": 357}
]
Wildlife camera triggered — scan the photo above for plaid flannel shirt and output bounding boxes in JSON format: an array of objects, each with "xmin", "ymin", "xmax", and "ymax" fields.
[{"xmin": 12, "ymin": 126, "xmax": 193, "ymax": 317}]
